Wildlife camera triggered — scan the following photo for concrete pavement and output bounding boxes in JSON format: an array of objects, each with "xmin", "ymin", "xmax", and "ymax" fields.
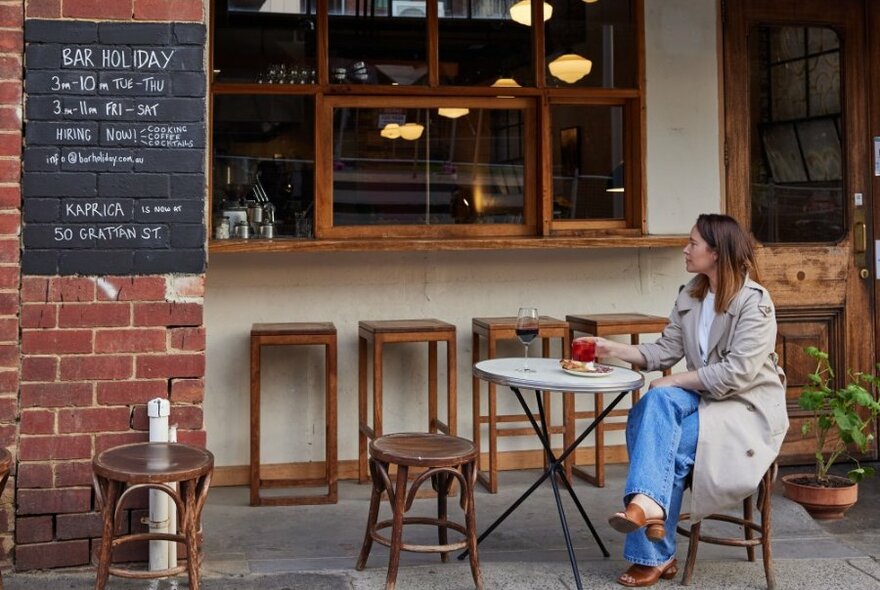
[{"xmin": 3, "ymin": 464, "xmax": 879, "ymax": 589}]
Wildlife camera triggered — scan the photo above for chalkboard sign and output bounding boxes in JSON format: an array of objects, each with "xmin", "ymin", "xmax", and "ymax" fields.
[{"xmin": 22, "ymin": 20, "xmax": 206, "ymax": 275}]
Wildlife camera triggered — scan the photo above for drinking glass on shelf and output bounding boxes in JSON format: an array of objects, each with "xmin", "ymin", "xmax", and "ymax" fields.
[{"xmin": 515, "ymin": 307, "xmax": 539, "ymax": 373}]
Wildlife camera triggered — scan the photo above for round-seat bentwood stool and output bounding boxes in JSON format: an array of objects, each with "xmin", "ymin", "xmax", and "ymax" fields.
[
  {"xmin": 0, "ymin": 448, "xmax": 11, "ymax": 590},
  {"xmin": 92, "ymin": 442, "xmax": 214, "ymax": 590},
  {"xmin": 676, "ymin": 463, "xmax": 777, "ymax": 590},
  {"xmin": 356, "ymin": 432, "xmax": 482, "ymax": 590}
]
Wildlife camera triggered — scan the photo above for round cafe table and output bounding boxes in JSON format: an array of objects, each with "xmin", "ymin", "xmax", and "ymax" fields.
[{"xmin": 459, "ymin": 357, "xmax": 644, "ymax": 590}]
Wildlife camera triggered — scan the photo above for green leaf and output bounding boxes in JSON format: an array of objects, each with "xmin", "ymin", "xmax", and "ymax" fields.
[{"xmin": 849, "ymin": 468, "xmax": 866, "ymax": 483}]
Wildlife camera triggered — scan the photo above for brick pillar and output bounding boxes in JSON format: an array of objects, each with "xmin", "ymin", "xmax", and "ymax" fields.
[
  {"xmin": 12, "ymin": 0, "xmax": 207, "ymax": 571},
  {"xmin": 0, "ymin": 0, "xmax": 23, "ymax": 570}
]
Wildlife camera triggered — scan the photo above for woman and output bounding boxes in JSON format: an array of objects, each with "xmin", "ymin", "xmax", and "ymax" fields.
[{"xmin": 591, "ymin": 214, "xmax": 788, "ymax": 587}]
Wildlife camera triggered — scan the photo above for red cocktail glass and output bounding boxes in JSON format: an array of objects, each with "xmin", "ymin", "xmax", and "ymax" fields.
[{"xmin": 572, "ymin": 337, "xmax": 596, "ymax": 364}]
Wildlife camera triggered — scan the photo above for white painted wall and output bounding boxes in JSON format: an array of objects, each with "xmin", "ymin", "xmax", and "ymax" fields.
[{"xmin": 203, "ymin": 0, "xmax": 722, "ymax": 468}]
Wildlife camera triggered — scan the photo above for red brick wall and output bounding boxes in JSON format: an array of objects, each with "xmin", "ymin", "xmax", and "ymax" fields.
[{"xmin": 9, "ymin": 0, "xmax": 207, "ymax": 571}]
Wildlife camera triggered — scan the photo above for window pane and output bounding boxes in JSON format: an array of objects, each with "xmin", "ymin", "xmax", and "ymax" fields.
[
  {"xmin": 544, "ymin": 0, "xmax": 637, "ymax": 89},
  {"xmin": 213, "ymin": 95, "xmax": 315, "ymax": 238},
  {"xmin": 329, "ymin": 3, "xmax": 428, "ymax": 85},
  {"xmin": 332, "ymin": 107, "xmax": 525, "ymax": 225},
  {"xmin": 438, "ymin": 0, "xmax": 533, "ymax": 86},
  {"xmin": 750, "ymin": 26, "xmax": 844, "ymax": 243},
  {"xmin": 551, "ymin": 104, "xmax": 625, "ymax": 220},
  {"xmin": 214, "ymin": 3, "xmax": 317, "ymax": 84}
]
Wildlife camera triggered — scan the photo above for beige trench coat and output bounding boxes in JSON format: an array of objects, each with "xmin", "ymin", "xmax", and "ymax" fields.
[{"xmin": 637, "ymin": 276, "xmax": 789, "ymax": 521}]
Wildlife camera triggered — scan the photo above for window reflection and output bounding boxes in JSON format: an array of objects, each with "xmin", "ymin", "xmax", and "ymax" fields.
[
  {"xmin": 544, "ymin": 0, "xmax": 637, "ymax": 89},
  {"xmin": 750, "ymin": 26, "xmax": 844, "ymax": 243},
  {"xmin": 213, "ymin": 95, "xmax": 315, "ymax": 238},
  {"xmin": 551, "ymin": 104, "xmax": 625, "ymax": 220},
  {"xmin": 332, "ymin": 107, "xmax": 525, "ymax": 225}
]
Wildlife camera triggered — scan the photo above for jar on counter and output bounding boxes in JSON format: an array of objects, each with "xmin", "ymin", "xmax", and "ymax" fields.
[
  {"xmin": 233, "ymin": 220, "xmax": 250, "ymax": 239},
  {"xmin": 214, "ymin": 217, "xmax": 231, "ymax": 240}
]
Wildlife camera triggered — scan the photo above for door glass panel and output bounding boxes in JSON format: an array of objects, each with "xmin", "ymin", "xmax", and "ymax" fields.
[
  {"xmin": 329, "ymin": 1, "xmax": 428, "ymax": 85},
  {"xmin": 551, "ymin": 104, "xmax": 625, "ymax": 220},
  {"xmin": 331, "ymin": 107, "xmax": 526, "ymax": 225},
  {"xmin": 213, "ymin": 95, "xmax": 315, "ymax": 238},
  {"xmin": 750, "ymin": 26, "xmax": 844, "ymax": 243}
]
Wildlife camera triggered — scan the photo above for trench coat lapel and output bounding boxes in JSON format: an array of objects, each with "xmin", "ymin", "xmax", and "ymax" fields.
[{"xmin": 705, "ymin": 310, "xmax": 732, "ymax": 361}]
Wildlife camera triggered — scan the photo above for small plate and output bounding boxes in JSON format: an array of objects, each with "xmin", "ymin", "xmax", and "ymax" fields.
[{"xmin": 562, "ymin": 365, "xmax": 614, "ymax": 378}]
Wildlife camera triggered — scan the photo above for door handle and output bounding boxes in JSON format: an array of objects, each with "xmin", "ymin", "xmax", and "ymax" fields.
[{"xmin": 854, "ymin": 222, "xmax": 867, "ymax": 254}]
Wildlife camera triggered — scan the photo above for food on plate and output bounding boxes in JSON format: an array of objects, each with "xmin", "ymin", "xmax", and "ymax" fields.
[{"xmin": 559, "ymin": 359, "xmax": 612, "ymax": 374}]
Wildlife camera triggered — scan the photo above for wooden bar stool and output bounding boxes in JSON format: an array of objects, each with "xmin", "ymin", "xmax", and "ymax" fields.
[
  {"xmin": 564, "ymin": 313, "xmax": 669, "ymax": 487},
  {"xmin": 92, "ymin": 442, "xmax": 214, "ymax": 590},
  {"xmin": 0, "ymin": 448, "xmax": 10, "ymax": 590},
  {"xmin": 471, "ymin": 316, "xmax": 569, "ymax": 493},
  {"xmin": 677, "ymin": 464, "xmax": 777, "ymax": 590},
  {"xmin": 250, "ymin": 322, "xmax": 337, "ymax": 506},
  {"xmin": 356, "ymin": 432, "xmax": 482, "ymax": 590},
  {"xmin": 358, "ymin": 319, "xmax": 457, "ymax": 483}
]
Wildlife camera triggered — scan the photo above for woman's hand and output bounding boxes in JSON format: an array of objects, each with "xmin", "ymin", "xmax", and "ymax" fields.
[
  {"xmin": 591, "ymin": 336, "xmax": 618, "ymax": 358},
  {"xmin": 648, "ymin": 374, "xmax": 679, "ymax": 390}
]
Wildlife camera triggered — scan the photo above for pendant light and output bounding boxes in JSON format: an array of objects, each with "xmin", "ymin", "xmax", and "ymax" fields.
[
  {"xmin": 548, "ymin": 53, "xmax": 592, "ymax": 83},
  {"xmin": 399, "ymin": 122, "xmax": 424, "ymax": 140},
  {"xmin": 491, "ymin": 76, "xmax": 521, "ymax": 98},
  {"xmin": 380, "ymin": 123, "xmax": 401, "ymax": 139},
  {"xmin": 438, "ymin": 107, "xmax": 470, "ymax": 119},
  {"xmin": 509, "ymin": 0, "xmax": 552, "ymax": 26}
]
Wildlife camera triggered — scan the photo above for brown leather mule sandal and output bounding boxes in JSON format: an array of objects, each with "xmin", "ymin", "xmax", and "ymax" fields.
[
  {"xmin": 607, "ymin": 503, "xmax": 665, "ymax": 542},
  {"xmin": 617, "ymin": 559, "xmax": 678, "ymax": 587}
]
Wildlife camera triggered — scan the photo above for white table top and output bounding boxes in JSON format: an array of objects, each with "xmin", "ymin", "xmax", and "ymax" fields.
[{"xmin": 474, "ymin": 357, "xmax": 644, "ymax": 394}]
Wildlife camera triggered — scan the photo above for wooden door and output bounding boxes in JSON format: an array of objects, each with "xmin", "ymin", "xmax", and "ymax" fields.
[{"xmin": 723, "ymin": 0, "xmax": 876, "ymax": 463}]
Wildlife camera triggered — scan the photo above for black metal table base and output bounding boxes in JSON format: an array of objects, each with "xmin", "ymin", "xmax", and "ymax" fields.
[{"xmin": 459, "ymin": 386, "xmax": 629, "ymax": 590}]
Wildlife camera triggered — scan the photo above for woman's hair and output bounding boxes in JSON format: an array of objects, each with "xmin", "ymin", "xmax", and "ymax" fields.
[{"xmin": 688, "ymin": 213, "xmax": 758, "ymax": 313}]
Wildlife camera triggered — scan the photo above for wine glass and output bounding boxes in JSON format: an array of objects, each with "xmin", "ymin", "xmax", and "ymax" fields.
[{"xmin": 515, "ymin": 307, "xmax": 539, "ymax": 373}]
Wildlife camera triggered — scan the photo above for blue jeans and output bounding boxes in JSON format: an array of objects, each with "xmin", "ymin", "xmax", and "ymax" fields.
[{"xmin": 622, "ymin": 386, "xmax": 700, "ymax": 566}]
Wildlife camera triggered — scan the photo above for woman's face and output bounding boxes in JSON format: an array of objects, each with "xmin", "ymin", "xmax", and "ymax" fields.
[{"xmin": 684, "ymin": 226, "xmax": 718, "ymax": 276}]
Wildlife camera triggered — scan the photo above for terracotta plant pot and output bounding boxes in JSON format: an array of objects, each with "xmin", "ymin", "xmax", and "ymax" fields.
[{"xmin": 781, "ymin": 473, "xmax": 858, "ymax": 520}]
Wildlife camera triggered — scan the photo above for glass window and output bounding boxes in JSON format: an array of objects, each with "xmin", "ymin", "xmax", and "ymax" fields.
[
  {"xmin": 551, "ymin": 104, "xmax": 625, "ymax": 221},
  {"xmin": 213, "ymin": 95, "xmax": 315, "ymax": 238},
  {"xmin": 438, "ymin": 0, "xmax": 533, "ymax": 86},
  {"xmin": 331, "ymin": 106, "xmax": 526, "ymax": 226},
  {"xmin": 328, "ymin": 1, "xmax": 428, "ymax": 85},
  {"xmin": 544, "ymin": 0, "xmax": 637, "ymax": 89},
  {"xmin": 749, "ymin": 26, "xmax": 844, "ymax": 243},
  {"xmin": 214, "ymin": 1, "xmax": 317, "ymax": 84}
]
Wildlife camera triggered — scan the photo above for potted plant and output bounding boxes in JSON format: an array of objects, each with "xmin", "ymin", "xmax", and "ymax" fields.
[{"xmin": 782, "ymin": 346, "xmax": 880, "ymax": 520}]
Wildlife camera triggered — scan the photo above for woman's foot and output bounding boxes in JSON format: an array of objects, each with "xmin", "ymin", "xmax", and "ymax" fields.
[
  {"xmin": 617, "ymin": 558, "xmax": 678, "ymax": 587},
  {"xmin": 608, "ymin": 498, "xmax": 666, "ymax": 542}
]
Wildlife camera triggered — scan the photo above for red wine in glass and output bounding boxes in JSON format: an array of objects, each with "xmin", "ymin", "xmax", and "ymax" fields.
[{"xmin": 515, "ymin": 308, "xmax": 539, "ymax": 372}]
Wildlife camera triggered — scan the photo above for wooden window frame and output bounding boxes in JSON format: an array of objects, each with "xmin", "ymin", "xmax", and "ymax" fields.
[{"xmin": 209, "ymin": 0, "xmax": 653, "ymax": 252}]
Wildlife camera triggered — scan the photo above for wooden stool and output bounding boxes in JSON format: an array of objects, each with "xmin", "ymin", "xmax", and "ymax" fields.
[
  {"xmin": 356, "ymin": 432, "xmax": 482, "ymax": 590},
  {"xmin": 250, "ymin": 322, "xmax": 337, "ymax": 506},
  {"xmin": 564, "ymin": 313, "xmax": 669, "ymax": 487},
  {"xmin": 471, "ymin": 316, "xmax": 569, "ymax": 493},
  {"xmin": 358, "ymin": 319, "xmax": 457, "ymax": 483},
  {"xmin": 677, "ymin": 464, "xmax": 777, "ymax": 590},
  {"xmin": 92, "ymin": 442, "xmax": 214, "ymax": 590},
  {"xmin": 0, "ymin": 448, "xmax": 10, "ymax": 590}
]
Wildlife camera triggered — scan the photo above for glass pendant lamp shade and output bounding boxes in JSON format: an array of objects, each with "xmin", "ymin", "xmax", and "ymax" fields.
[
  {"xmin": 509, "ymin": 0, "xmax": 552, "ymax": 26},
  {"xmin": 438, "ymin": 107, "xmax": 470, "ymax": 119},
  {"xmin": 399, "ymin": 122, "xmax": 424, "ymax": 140},
  {"xmin": 380, "ymin": 123, "xmax": 401, "ymax": 139},
  {"xmin": 548, "ymin": 53, "xmax": 592, "ymax": 83},
  {"xmin": 491, "ymin": 77, "xmax": 521, "ymax": 88}
]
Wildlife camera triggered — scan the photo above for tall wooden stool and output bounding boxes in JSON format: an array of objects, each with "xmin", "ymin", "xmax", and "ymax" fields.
[
  {"xmin": 677, "ymin": 464, "xmax": 777, "ymax": 590},
  {"xmin": 250, "ymin": 322, "xmax": 337, "ymax": 506},
  {"xmin": 356, "ymin": 432, "xmax": 482, "ymax": 590},
  {"xmin": 358, "ymin": 319, "xmax": 457, "ymax": 483},
  {"xmin": 0, "ymin": 448, "xmax": 11, "ymax": 590},
  {"xmin": 564, "ymin": 313, "xmax": 669, "ymax": 486},
  {"xmin": 472, "ymin": 316, "xmax": 569, "ymax": 493},
  {"xmin": 92, "ymin": 442, "xmax": 214, "ymax": 590}
]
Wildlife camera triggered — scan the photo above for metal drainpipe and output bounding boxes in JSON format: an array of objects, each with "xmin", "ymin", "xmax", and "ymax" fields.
[
  {"xmin": 147, "ymin": 398, "xmax": 171, "ymax": 572},
  {"xmin": 167, "ymin": 424, "xmax": 178, "ymax": 567}
]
